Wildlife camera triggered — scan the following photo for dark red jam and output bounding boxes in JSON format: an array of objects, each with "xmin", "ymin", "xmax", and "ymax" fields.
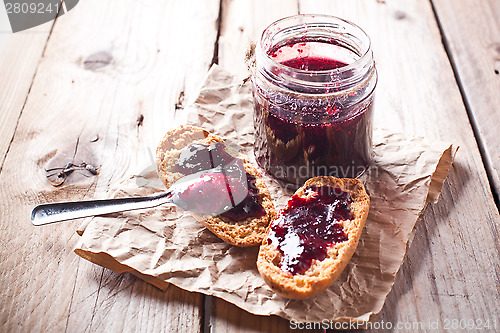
[
  {"xmin": 172, "ymin": 142, "xmax": 266, "ymax": 221},
  {"xmin": 267, "ymin": 185, "xmax": 352, "ymax": 275},
  {"xmin": 171, "ymin": 172, "xmax": 235, "ymax": 214},
  {"xmin": 253, "ymin": 47, "xmax": 373, "ymax": 185},
  {"xmin": 280, "ymin": 57, "xmax": 348, "ymax": 71}
]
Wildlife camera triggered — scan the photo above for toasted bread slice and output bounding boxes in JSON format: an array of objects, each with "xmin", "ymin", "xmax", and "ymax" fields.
[
  {"xmin": 156, "ymin": 125, "xmax": 276, "ymax": 247},
  {"xmin": 257, "ymin": 176, "xmax": 369, "ymax": 299}
]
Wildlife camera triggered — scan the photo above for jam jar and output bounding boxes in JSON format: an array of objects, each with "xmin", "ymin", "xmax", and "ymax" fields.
[{"xmin": 252, "ymin": 14, "xmax": 377, "ymax": 185}]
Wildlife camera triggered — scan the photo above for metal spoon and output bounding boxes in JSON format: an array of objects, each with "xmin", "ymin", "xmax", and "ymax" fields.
[{"xmin": 31, "ymin": 162, "xmax": 248, "ymax": 226}]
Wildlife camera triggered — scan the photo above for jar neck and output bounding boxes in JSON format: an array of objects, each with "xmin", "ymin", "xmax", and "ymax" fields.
[{"xmin": 255, "ymin": 14, "xmax": 376, "ymax": 95}]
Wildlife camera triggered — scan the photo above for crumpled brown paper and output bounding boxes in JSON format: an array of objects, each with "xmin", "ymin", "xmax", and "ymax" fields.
[{"xmin": 75, "ymin": 65, "xmax": 457, "ymax": 323}]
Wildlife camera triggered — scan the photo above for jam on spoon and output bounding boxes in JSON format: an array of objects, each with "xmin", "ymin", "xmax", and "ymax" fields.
[{"xmin": 172, "ymin": 142, "xmax": 266, "ymax": 221}]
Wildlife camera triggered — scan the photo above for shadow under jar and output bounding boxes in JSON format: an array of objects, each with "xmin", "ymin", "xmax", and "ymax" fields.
[{"xmin": 252, "ymin": 14, "xmax": 377, "ymax": 186}]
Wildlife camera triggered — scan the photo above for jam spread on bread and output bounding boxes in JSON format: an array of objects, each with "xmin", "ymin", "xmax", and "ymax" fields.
[
  {"xmin": 268, "ymin": 185, "xmax": 352, "ymax": 275},
  {"xmin": 173, "ymin": 142, "xmax": 266, "ymax": 221}
]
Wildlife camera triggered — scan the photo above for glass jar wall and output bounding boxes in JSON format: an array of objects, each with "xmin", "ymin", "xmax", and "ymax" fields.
[{"xmin": 252, "ymin": 14, "xmax": 377, "ymax": 185}]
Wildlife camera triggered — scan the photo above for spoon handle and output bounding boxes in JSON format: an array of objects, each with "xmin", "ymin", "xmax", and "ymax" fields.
[{"xmin": 31, "ymin": 191, "xmax": 172, "ymax": 226}]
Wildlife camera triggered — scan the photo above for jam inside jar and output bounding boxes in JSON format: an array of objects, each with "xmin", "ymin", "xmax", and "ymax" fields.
[{"xmin": 252, "ymin": 15, "xmax": 377, "ymax": 185}]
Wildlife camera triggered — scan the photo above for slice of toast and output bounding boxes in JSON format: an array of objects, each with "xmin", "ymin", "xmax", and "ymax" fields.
[
  {"xmin": 156, "ymin": 125, "xmax": 276, "ymax": 247},
  {"xmin": 257, "ymin": 176, "xmax": 369, "ymax": 299}
]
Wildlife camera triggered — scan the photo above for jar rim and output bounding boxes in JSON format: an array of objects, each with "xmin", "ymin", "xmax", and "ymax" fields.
[{"xmin": 258, "ymin": 14, "xmax": 373, "ymax": 75}]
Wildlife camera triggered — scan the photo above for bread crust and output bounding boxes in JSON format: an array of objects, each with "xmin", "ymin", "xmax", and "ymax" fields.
[
  {"xmin": 257, "ymin": 176, "xmax": 370, "ymax": 299},
  {"xmin": 156, "ymin": 125, "xmax": 276, "ymax": 247}
]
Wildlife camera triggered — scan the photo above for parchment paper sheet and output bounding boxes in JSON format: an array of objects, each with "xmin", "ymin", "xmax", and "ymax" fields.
[{"xmin": 75, "ymin": 65, "xmax": 458, "ymax": 323}]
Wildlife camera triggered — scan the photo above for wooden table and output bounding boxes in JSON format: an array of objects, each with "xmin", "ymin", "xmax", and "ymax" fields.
[{"xmin": 1, "ymin": 0, "xmax": 499, "ymax": 332}]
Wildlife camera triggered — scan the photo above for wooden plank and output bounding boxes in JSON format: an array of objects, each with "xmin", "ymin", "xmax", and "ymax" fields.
[
  {"xmin": 431, "ymin": 0, "xmax": 500, "ymax": 201},
  {"xmin": 210, "ymin": 300, "xmax": 302, "ymax": 333},
  {"xmin": 217, "ymin": 0, "xmax": 299, "ymax": 77},
  {"xmin": 297, "ymin": 0, "xmax": 500, "ymax": 331},
  {"xmin": 210, "ymin": 0, "xmax": 500, "ymax": 332},
  {"xmin": 0, "ymin": 0, "xmax": 220, "ymax": 332},
  {"xmin": 0, "ymin": 24, "xmax": 53, "ymax": 170},
  {"xmin": 209, "ymin": 0, "xmax": 303, "ymax": 332}
]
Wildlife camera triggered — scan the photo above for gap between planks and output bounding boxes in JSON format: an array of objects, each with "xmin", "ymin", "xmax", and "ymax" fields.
[
  {"xmin": 211, "ymin": 0, "xmax": 223, "ymax": 66},
  {"xmin": 429, "ymin": 0, "xmax": 500, "ymax": 211},
  {"xmin": 0, "ymin": 2, "xmax": 71, "ymax": 173},
  {"xmin": 0, "ymin": 25, "xmax": 55, "ymax": 173},
  {"xmin": 0, "ymin": 0, "xmax": 220, "ymax": 331},
  {"xmin": 202, "ymin": 1, "xmax": 222, "ymax": 330}
]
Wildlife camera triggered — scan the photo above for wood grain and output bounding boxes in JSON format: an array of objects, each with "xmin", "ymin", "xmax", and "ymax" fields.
[
  {"xmin": 297, "ymin": 0, "xmax": 500, "ymax": 331},
  {"xmin": 208, "ymin": 0, "xmax": 500, "ymax": 332},
  {"xmin": 217, "ymin": 0, "xmax": 299, "ymax": 76},
  {"xmin": 209, "ymin": 0, "xmax": 302, "ymax": 331},
  {"xmin": 210, "ymin": 300, "xmax": 309, "ymax": 333},
  {"xmin": 0, "ymin": 0, "xmax": 220, "ymax": 331},
  {"xmin": 431, "ymin": 0, "xmax": 500, "ymax": 202},
  {"xmin": 1, "ymin": 0, "xmax": 499, "ymax": 332},
  {"xmin": 0, "ymin": 24, "xmax": 53, "ymax": 170}
]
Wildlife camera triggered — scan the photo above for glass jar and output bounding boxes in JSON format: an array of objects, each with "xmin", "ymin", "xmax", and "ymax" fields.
[{"xmin": 252, "ymin": 14, "xmax": 377, "ymax": 185}]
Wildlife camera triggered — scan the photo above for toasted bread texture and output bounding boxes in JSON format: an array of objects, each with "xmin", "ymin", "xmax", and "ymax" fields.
[
  {"xmin": 156, "ymin": 125, "xmax": 276, "ymax": 247},
  {"xmin": 257, "ymin": 176, "xmax": 370, "ymax": 299}
]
